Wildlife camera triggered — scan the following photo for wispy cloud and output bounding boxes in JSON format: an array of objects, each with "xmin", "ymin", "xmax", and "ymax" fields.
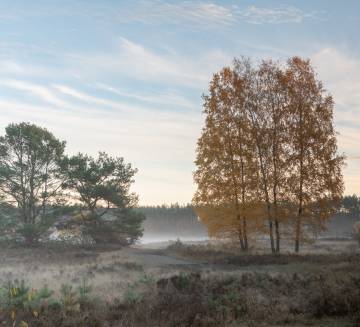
[
  {"xmin": 52, "ymin": 83, "xmax": 196, "ymax": 114},
  {"xmin": 116, "ymin": 1, "xmax": 236, "ymax": 26},
  {"xmin": 52, "ymin": 84, "xmax": 114, "ymax": 107},
  {"xmin": 0, "ymin": 79, "xmax": 67, "ymax": 107},
  {"xmin": 95, "ymin": 83, "xmax": 197, "ymax": 110},
  {"xmin": 0, "ymin": 60, "xmax": 24, "ymax": 74},
  {"xmin": 238, "ymin": 6, "xmax": 321, "ymax": 24},
  {"xmin": 1, "ymin": 77, "xmax": 199, "ymax": 119},
  {"xmin": 0, "ymin": 51, "xmax": 72, "ymax": 79},
  {"xmin": 65, "ymin": 37, "xmax": 231, "ymax": 88},
  {"xmin": 114, "ymin": 2, "xmax": 322, "ymax": 26},
  {"xmin": 0, "ymin": 80, "xmax": 164, "ymax": 115},
  {"xmin": 0, "ymin": 1, "xmax": 323, "ymax": 27}
]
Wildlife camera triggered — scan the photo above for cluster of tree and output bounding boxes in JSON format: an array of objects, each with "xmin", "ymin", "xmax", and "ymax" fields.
[
  {"xmin": 0, "ymin": 122, "xmax": 144, "ymax": 245},
  {"xmin": 341, "ymin": 194, "xmax": 360, "ymax": 216},
  {"xmin": 193, "ymin": 57, "xmax": 345, "ymax": 253}
]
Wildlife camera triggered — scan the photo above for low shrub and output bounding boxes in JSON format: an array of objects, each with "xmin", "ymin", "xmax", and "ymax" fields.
[{"xmin": 0, "ymin": 268, "xmax": 359, "ymax": 326}]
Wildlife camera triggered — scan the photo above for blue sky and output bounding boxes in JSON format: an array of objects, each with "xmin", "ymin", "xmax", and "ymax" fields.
[{"xmin": 0, "ymin": 0, "xmax": 359, "ymax": 204}]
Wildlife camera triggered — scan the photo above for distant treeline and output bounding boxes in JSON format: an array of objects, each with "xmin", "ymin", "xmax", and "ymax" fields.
[
  {"xmin": 136, "ymin": 204, "xmax": 206, "ymax": 238},
  {"xmin": 137, "ymin": 196, "xmax": 360, "ymax": 239}
]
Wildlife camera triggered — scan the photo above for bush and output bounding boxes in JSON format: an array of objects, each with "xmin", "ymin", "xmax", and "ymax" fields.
[
  {"xmin": 60, "ymin": 284, "xmax": 79, "ymax": 311},
  {"xmin": 1, "ymin": 269, "xmax": 360, "ymax": 326},
  {"xmin": 86, "ymin": 208, "xmax": 144, "ymax": 246},
  {"xmin": 0, "ymin": 280, "xmax": 56, "ymax": 314},
  {"xmin": 16, "ymin": 224, "xmax": 44, "ymax": 246}
]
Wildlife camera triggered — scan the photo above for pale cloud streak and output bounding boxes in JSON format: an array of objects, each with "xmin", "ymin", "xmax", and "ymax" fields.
[
  {"xmin": 0, "ymin": 60, "xmax": 24, "ymax": 74},
  {"xmin": 238, "ymin": 6, "xmax": 321, "ymax": 24},
  {"xmin": 0, "ymin": 2, "xmax": 323, "ymax": 27},
  {"xmin": 67, "ymin": 37, "xmax": 231, "ymax": 88},
  {"xmin": 0, "ymin": 79, "xmax": 67, "ymax": 107},
  {"xmin": 95, "ymin": 83, "xmax": 197, "ymax": 110},
  {"xmin": 52, "ymin": 84, "xmax": 119, "ymax": 108},
  {"xmin": 114, "ymin": 2, "xmax": 322, "ymax": 26},
  {"xmin": 52, "ymin": 83, "xmax": 198, "ymax": 114},
  {"xmin": 116, "ymin": 1, "xmax": 236, "ymax": 26},
  {"xmin": 0, "ymin": 76, "xmax": 199, "ymax": 118}
]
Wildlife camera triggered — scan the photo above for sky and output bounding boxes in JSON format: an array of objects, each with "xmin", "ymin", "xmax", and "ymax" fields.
[{"xmin": 0, "ymin": 0, "xmax": 359, "ymax": 205}]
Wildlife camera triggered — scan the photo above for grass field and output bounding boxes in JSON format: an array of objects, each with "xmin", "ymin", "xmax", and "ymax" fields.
[{"xmin": 0, "ymin": 239, "xmax": 359, "ymax": 326}]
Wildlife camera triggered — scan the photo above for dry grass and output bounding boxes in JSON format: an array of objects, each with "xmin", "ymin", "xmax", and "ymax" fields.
[
  {"xmin": 0, "ymin": 246, "xmax": 147, "ymax": 302},
  {"xmin": 0, "ymin": 268, "xmax": 359, "ymax": 326},
  {"xmin": 0, "ymin": 239, "xmax": 359, "ymax": 326}
]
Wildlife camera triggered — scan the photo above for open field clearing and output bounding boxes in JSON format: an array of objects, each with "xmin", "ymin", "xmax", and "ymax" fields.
[
  {"xmin": 0, "ymin": 238, "xmax": 358, "ymax": 299},
  {"xmin": 0, "ymin": 239, "xmax": 359, "ymax": 326},
  {"xmin": 1, "ymin": 2, "xmax": 360, "ymax": 325}
]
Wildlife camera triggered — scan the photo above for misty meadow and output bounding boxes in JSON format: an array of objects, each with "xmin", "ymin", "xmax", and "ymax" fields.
[{"xmin": 0, "ymin": 1, "xmax": 359, "ymax": 327}]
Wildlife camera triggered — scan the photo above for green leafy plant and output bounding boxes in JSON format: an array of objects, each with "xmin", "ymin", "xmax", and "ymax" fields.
[
  {"xmin": 77, "ymin": 278, "xmax": 92, "ymax": 302},
  {"xmin": 0, "ymin": 280, "xmax": 56, "ymax": 318},
  {"xmin": 60, "ymin": 284, "xmax": 79, "ymax": 311},
  {"xmin": 173, "ymin": 272, "xmax": 191, "ymax": 290},
  {"xmin": 138, "ymin": 273, "xmax": 155, "ymax": 287},
  {"xmin": 3, "ymin": 280, "xmax": 30, "ymax": 309},
  {"xmin": 24, "ymin": 285, "xmax": 56, "ymax": 311},
  {"xmin": 123, "ymin": 283, "xmax": 142, "ymax": 305}
]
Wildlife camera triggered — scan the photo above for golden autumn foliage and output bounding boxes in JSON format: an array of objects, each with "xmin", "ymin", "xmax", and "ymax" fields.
[
  {"xmin": 283, "ymin": 57, "xmax": 345, "ymax": 252},
  {"xmin": 193, "ymin": 66, "xmax": 260, "ymax": 250},
  {"xmin": 195, "ymin": 202, "xmax": 265, "ymax": 241},
  {"xmin": 193, "ymin": 57, "xmax": 345, "ymax": 253}
]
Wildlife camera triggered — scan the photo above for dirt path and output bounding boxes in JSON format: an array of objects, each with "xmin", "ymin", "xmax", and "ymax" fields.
[{"xmin": 124, "ymin": 247, "xmax": 198, "ymax": 267}]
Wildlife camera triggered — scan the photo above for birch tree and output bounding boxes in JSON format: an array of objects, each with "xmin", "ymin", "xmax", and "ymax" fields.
[
  {"xmin": 283, "ymin": 57, "xmax": 345, "ymax": 252},
  {"xmin": 194, "ymin": 57, "xmax": 344, "ymax": 253},
  {"xmin": 193, "ymin": 67, "xmax": 259, "ymax": 250},
  {"xmin": 234, "ymin": 58, "xmax": 286, "ymax": 253}
]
